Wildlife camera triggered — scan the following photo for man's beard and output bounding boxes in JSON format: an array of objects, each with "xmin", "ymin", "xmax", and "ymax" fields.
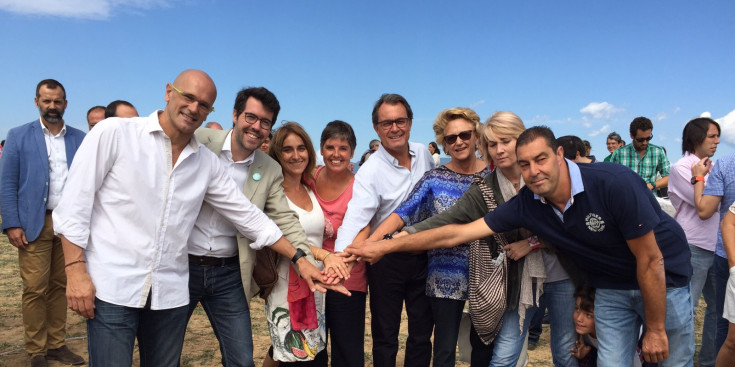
[{"xmin": 42, "ymin": 109, "xmax": 64, "ymax": 123}]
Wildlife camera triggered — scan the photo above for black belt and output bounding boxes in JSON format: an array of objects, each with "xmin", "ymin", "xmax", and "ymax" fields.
[
  {"xmin": 46, "ymin": 210, "xmax": 53, "ymax": 215},
  {"xmin": 188, "ymin": 254, "xmax": 238, "ymax": 266}
]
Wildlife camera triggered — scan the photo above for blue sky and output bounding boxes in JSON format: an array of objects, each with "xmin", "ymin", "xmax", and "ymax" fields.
[{"xmin": 1, "ymin": 0, "xmax": 733, "ymax": 161}]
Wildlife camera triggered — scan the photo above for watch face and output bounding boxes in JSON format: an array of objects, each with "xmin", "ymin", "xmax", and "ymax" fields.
[{"xmin": 691, "ymin": 177, "xmax": 697, "ymax": 184}]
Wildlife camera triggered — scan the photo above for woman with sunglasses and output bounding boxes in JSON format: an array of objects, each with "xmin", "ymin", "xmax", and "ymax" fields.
[
  {"xmin": 368, "ymin": 107, "xmax": 488, "ymax": 367},
  {"xmin": 367, "ymin": 112, "xmax": 580, "ymax": 367}
]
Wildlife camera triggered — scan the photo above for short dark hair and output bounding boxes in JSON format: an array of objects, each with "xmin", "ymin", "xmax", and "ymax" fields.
[
  {"xmin": 575, "ymin": 284, "xmax": 596, "ymax": 313},
  {"xmin": 233, "ymin": 87, "xmax": 280, "ymax": 126},
  {"xmin": 629, "ymin": 116, "xmax": 653, "ymax": 136},
  {"xmin": 36, "ymin": 79, "xmax": 66, "ymax": 100},
  {"xmin": 105, "ymin": 100, "xmax": 135, "ymax": 118},
  {"xmin": 516, "ymin": 125, "xmax": 558, "ymax": 152},
  {"xmin": 371, "ymin": 93, "xmax": 413, "ymax": 125},
  {"xmin": 87, "ymin": 105, "xmax": 105, "ymax": 119},
  {"xmin": 682, "ymin": 117, "xmax": 720, "ymax": 155},
  {"xmin": 556, "ymin": 135, "xmax": 585, "ymax": 160},
  {"xmin": 606, "ymin": 131, "xmax": 623, "ymax": 143},
  {"xmin": 320, "ymin": 120, "xmax": 357, "ymax": 153}
]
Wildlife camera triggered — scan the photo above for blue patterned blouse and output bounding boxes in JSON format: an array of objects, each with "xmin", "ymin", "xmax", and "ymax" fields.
[{"xmin": 394, "ymin": 165, "xmax": 490, "ymax": 300}]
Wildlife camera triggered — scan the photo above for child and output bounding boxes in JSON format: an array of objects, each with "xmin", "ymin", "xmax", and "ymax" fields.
[
  {"xmin": 571, "ymin": 285, "xmax": 598, "ymax": 366},
  {"xmin": 571, "ymin": 285, "xmax": 647, "ymax": 367}
]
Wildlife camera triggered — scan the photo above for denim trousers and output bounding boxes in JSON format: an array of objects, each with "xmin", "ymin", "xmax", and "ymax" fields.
[
  {"xmin": 714, "ymin": 254, "xmax": 730, "ymax": 353},
  {"xmin": 187, "ymin": 261, "xmax": 254, "ymax": 367},
  {"xmin": 688, "ymin": 244, "xmax": 716, "ymax": 366},
  {"xmin": 489, "ymin": 279, "xmax": 576, "ymax": 367},
  {"xmin": 87, "ymin": 297, "xmax": 188, "ymax": 367},
  {"xmin": 594, "ymin": 286, "xmax": 694, "ymax": 367}
]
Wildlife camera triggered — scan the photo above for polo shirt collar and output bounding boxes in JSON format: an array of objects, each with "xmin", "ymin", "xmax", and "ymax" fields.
[{"xmin": 534, "ymin": 159, "xmax": 585, "ymax": 210}]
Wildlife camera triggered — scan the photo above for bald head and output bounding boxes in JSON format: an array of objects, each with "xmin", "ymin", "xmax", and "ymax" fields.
[
  {"xmin": 173, "ymin": 69, "xmax": 217, "ymax": 102},
  {"xmin": 162, "ymin": 69, "xmax": 218, "ymax": 139}
]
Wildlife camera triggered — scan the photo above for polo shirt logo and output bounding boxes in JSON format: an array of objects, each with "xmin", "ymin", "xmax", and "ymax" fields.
[{"xmin": 585, "ymin": 213, "xmax": 605, "ymax": 232}]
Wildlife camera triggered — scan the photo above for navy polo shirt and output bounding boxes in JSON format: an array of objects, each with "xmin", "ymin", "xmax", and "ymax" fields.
[{"xmin": 485, "ymin": 161, "xmax": 691, "ymax": 290}]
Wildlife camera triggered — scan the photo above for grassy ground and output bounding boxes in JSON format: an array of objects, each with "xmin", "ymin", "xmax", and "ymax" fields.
[{"xmin": 0, "ymin": 232, "xmax": 706, "ymax": 366}]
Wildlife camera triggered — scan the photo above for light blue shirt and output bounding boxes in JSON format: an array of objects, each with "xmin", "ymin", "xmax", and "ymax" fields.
[
  {"xmin": 703, "ymin": 152, "xmax": 735, "ymax": 258},
  {"xmin": 334, "ymin": 141, "xmax": 434, "ymax": 252}
]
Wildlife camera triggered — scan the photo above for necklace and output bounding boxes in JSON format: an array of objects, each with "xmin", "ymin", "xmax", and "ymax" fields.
[{"xmin": 513, "ymin": 183, "xmax": 519, "ymax": 188}]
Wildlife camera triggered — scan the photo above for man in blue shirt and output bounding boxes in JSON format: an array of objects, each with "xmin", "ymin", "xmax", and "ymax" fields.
[
  {"xmin": 693, "ymin": 151, "xmax": 735, "ymax": 355},
  {"xmin": 348, "ymin": 126, "xmax": 693, "ymax": 366}
]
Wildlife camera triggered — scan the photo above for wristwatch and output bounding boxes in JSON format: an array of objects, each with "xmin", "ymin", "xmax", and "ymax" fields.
[
  {"xmin": 691, "ymin": 176, "xmax": 705, "ymax": 185},
  {"xmin": 290, "ymin": 249, "xmax": 307, "ymax": 264}
]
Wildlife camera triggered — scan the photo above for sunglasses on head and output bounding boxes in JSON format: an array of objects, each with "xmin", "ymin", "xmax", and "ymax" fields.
[
  {"xmin": 635, "ymin": 134, "xmax": 653, "ymax": 143},
  {"xmin": 443, "ymin": 130, "xmax": 473, "ymax": 145}
]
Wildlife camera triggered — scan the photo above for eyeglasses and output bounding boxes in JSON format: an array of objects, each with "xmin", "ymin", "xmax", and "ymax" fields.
[
  {"xmin": 170, "ymin": 84, "xmax": 215, "ymax": 113},
  {"xmin": 443, "ymin": 130, "xmax": 473, "ymax": 145},
  {"xmin": 376, "ymin": 117, "xmax": 410, "ymax": 131},
  {"xmin": 241, "ymin": 112, "xmax": 273, "ymax": 131},
  {"xmin": 635, "ymin": 134, "xmax": 653, "ymax": 143}
]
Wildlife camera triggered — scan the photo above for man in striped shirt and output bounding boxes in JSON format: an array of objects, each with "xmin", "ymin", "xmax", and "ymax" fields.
[{"xmin": 610, "ymin": 116, "xmax": 670, "ymax": 193}]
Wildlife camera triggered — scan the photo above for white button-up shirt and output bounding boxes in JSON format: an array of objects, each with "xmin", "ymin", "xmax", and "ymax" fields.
[
  {"xmin": 41, "ymin": 119, "xmax": 68, "ymax": 210},
  {"xmin": 334, "ymin": 142, "xmax": 434, "ymax": 252},
  {"xmin": 188, "ymin": 131, "xmax": 254, "ymax": 257},
  {"xmin": 53, "ymin": 112, "xmax": 283, "ymax": 310}
]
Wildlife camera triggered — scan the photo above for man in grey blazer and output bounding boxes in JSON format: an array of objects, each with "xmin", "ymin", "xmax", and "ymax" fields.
[
  {"xmin": 0, "ymin": 79, "xmax": 86, "ymax": 367},
  {"xmin": 187, "ymin": 87, "xmax": 324, "ymax": 366}
]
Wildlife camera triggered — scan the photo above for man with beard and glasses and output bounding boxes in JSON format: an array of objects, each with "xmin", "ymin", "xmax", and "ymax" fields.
[
  {"xmin": 186, "ymin": 87, "xmax": 324, "ymax": 366},
  {"xmin": 0, "ymin": 79, "xmax": 86, "ymax": 367},
  {"xmin": 611, "ymin": 117, "xmax": 671, "ymax": 195}
]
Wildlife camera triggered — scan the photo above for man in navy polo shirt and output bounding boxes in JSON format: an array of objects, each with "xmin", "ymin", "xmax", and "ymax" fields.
[{"xmin": 348, "ymin": 126, "xmax": 693, "ymax": 366}]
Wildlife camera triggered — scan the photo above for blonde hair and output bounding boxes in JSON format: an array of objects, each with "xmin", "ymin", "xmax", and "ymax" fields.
[
  {"xmin": 433, "ymin": 107, "xmax": 482, "ymax": 154},
  {"xmin": 478, "ymin": 111, "xmax": 526, "ymax": 159}
]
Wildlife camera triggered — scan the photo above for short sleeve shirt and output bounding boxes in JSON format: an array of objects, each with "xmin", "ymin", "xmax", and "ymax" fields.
[
  {"xmin": 703, "ymin": 153, "xmax": 735, "ymax": 258},
  {"xmin": 610, "ymin": 143, "xmax": 671, "ymax": 185},
  {"xmin": 484, "ymin": 161, "xmax": 691, "ymax": 290}
]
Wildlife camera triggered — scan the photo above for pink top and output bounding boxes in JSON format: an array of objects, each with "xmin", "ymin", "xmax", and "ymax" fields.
[{"xmin": 312, "ymin": 166, "xmax": 367, "ymax": 292}]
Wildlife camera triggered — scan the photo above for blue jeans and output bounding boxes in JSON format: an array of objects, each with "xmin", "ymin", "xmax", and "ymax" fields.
[
  {"xmin": 187, "ymin": 262, "xmax": 254, "ymax": 367},
  {"xmin": 714, "ymin": 254, "xmax": 730, "ymax": 353},
  {"xmin": 490, "ymin": 279, "xmax": 577, "ymax": 367},
  {"xmin": 689, "ymin": 244, "xmax": 716, "ymax": 366},
  {"xmin": 542, "ymin": 279, "xmax": 577, "ymax": 367},
  {"xmin": 594, "ymin": 286, "xmax": 694, "ymax": 367},
  {"xmin": 87, "ymin": 297, "xmax": 188, "ymax": 367}
]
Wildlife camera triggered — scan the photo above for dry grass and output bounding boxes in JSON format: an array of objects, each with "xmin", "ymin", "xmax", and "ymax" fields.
[{"xmin": 0, "ymin": 231, "xmax": 706, "ymax": 366}]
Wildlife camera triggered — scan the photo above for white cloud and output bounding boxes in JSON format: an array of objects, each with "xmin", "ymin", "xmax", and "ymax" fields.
[
  {"xmin": 469, "ymin": 100, "xmax": 485, "ymax": 109},
  {"xmin": 579, "ymin": 102, "xmax": 624, "ymax": 120},
  {"xmin": 0, "ymin": 0, "xmax": 169, "ymax": 18},
  {"xmin": 700, "ymin": 111, "xmax": 712, "ymax": 118},
  {"xmin": 531, "ymin": 115, "xmax": 549, "ymax": 125},
  {"xmin": 715, "ymin": 109, "xmax": 735, "ymax": 145},
  {"xmin": 655, "ymin": 112, "xmax": 667, "ymax": 121},
  {"xmin": 583, "ymin": 122, "xmax": 591, "ymax": 128},
  {"xmin": 588, "ymin": 124, "xmax": 610, "ymax": 137}
]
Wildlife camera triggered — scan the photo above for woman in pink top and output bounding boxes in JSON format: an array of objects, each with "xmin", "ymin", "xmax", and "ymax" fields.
[{"xmin": 312, "ymin": 120, "xmax": 368, "ymax": 367}]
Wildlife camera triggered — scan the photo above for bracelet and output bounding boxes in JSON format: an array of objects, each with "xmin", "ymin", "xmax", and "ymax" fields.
[
  {"xmin": 290, "ymin": 249, "xmax": 307, "ymax": 264},
  {"xmin": 383, "ymin": 233, "xmax": 393, "ymax": 240},
  {"xmin": 323, "ymin": 252, "xmax": 332, "ymax": 261},
  {"xmin": 528, "ymin": 236, "xmax": 541, "ymax": 250},
  {"xmin": 317, "ymin": 248, "xmax": 326, "ymax": 261},
  {"xmin": 65, "ymin": 259, "xmax": 86, "ymax": 268}
]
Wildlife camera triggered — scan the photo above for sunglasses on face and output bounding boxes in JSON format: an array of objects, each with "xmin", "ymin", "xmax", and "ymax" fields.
[
  {"xmin": 443, "ymin": 130, "xmax": 473, "ymax": 145},
  {"xmin": 635, "ymin": 134, "xmax": 653, "ymax": 143}
]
